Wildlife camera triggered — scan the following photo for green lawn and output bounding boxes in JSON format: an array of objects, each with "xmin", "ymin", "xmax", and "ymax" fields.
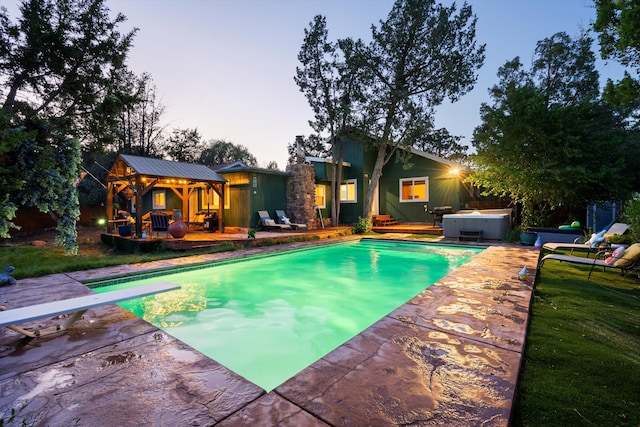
[
  {"xmin": 513, "ymin": 256, "xmax": 640, "ymax": 426},
  {"xmin": 0, "ymin": 241, "xmax": 239, "ymax": 279}
]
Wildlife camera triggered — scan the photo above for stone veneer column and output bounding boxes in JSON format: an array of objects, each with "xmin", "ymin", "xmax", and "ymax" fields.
[{"xmin": 286, "ymin": 164, "xmax": 317, "ymax": 230}]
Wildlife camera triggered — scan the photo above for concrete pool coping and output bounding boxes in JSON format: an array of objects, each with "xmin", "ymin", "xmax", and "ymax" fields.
[{"xmin": 0, "ymin": 237, "xmax": 539, "ymax": 426}]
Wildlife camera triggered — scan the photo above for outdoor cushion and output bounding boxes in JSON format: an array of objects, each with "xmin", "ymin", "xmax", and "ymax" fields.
[
  {"xmin": 614, "ymin": 243, "xmax": 640, "ymax": 267},
  {"xmin": 605, "ymin": 246, "xmax": 625, "ymax": 265},
  {"xmin": 585, "ymin": 230, "xmax": 606, "ymax": 247},
  {"xmin": 264, "ymin": 219, "xmax": 276, "ymax": 226},
  {"xmin": 279, "ymin": 216, "xmax": 291, "ymax": 225}
]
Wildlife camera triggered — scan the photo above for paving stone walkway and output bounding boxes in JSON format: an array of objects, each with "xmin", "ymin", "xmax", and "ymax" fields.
[{"xmin": 0, "ymin": 238, "xmax": 539, "ymax": 426}]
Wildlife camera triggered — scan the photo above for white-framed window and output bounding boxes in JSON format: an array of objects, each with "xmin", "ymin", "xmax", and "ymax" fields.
[
  {"xmin": 152, "ymin": 190, "xmax": 166, "ymax": 209},
  {"xmin": 315, "ymin": 185, "xmax": 326, "ymax": 208},
  {"xmin": 340, "ymin": 179, "xmax": 357, "ymax": 203},
  {"xmin": 201, "ymin": 186, "xmax": 230, "ymax": 210},
  {"xmin": 399, "ymin": 177, "xmax": 429, "ymax": 202}
]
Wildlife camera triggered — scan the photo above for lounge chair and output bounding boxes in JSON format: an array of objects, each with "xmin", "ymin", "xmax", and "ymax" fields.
[
  {"xmin": 542, "ymin": 222, "xmax": 630, "ymax": 256},
  {"xmin": 258, "ymin": 210, "xmax": 292, "ymax": 231},
  {"xmin": 0, "ymin": 282, "xmax": 180, "ymax": 338},
  {"xmin": 538, "ymin": 243, "xmax": 640, "ymax": 279},
  {"xmin": 275, "ymin": 210, "xmax": 308, "ymax": 230},
  {"xmin": 187, "ymin": 213, "xmax": 206, "ymax": 230},
  {"xmin": 150, "ymin": 212, "xmax": 170, "ymax": 237}
]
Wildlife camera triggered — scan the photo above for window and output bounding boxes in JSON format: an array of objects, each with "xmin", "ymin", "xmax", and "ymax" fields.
[
  {"xmin": 201, "ymin": 186, "xmax": 230, "ymax": 210},
  {"xmin": 152, "ymin": 190, "xmax": 166, "ymax": 209},
  {"xmin": 340, "ymin": 179, "xmax": 357, "ymax": 203},
  {"xmin": 399, "ymin": 177, "xmax": 429, "ymax": 202},
  {"xmin": 315, "ymin": 185, "xmax": 326, "ymax": 208}
]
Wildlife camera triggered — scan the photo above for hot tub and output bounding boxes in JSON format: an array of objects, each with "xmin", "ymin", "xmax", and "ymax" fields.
[{"xmin": 443, "ymin": 213, "xmax": 512, "ymax": 240}]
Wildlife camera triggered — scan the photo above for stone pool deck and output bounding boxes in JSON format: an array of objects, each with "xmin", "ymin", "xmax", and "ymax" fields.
[{"xmin": 0, "ymin": 238, "xmax": 539, "ymax": 426}]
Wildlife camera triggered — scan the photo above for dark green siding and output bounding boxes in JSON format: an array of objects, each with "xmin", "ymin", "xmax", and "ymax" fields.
[
  {"xmin": 331, "ymin": 137, "xmax": 464, "ymax": 224},
  {"xmin": 379, "ymin": 153, "xmax": 459, "ymax": 223},
  {"xmin": 338, "ymin": 140, "xmax": 366, "ymax": 224},
  {"xmin": 250, "ymin": 173, "xmax": 288, "ymax": 229},
  {"xmin": 220, "ymin": 170, "xmax": 289, "ymax": 229}
]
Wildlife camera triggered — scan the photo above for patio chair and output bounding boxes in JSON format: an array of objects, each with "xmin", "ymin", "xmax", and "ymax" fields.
[
  {"xmin": 275, "ymin": 210, "xmax": 308, "ymax": 230},
  {"xmin": 258, "ymin": 210, "xmax": 292, "ymax": 231},
  {"xmin": 538, "ymin": 243, "xmax": 640, "ymax": 280},
  {"xmin": 187, "ymin": 213, "xmax": 206, "ymax": 231},
  {"xmin": 150, "ymin": 212, "xmax": 170, "ymax": 237},
  {"xmin": 0, "ymin": 282, "xmax": 180, "ymax": 338},
  {"xmin": 542, "ymin": 222, "xmax": 630, "ymax": 256}
]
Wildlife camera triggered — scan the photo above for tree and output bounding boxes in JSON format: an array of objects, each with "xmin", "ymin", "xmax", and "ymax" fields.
[
  {"xmin": 413, "ymin": 128, "xmax": 468, "ymax": 161},
  {"xmin": 1, "ymin": 0, "xmax": 136, "ymax": 128},
  {"xmin": 0, "ymin": 0, "xmax": 136, "ymax": 253},
  {"xmin": 265, "ymin": 160, "xmax": 279, "ymax": 170},
  {"xmin": 197, "ymin": 139, "xmax": 257, "ymax": 167},
  {"xmin": 593, "ymin": 0, "xmax": 640, "ymax": 123},
  {"xmin": 111, "ymin": 71, "xmax": 166, "ymax": 157},
  {"xmin": 353, "ymin": 0, "xmax": 485, "ymax": 219},
  {"xmin": 295, "ymin": 15, "xmax": 362, "ymax": 226},
  {"xmin": 469, "ymin": 32, "xmax": 630, "ymax": 227},
  {"xmin": 531, "ymin": 32, "xmax": 600, "ymax": 105},
  {"xmin": 164, "ymin": 128, "xmax": 202, "ymax": 163},
  {"xmin": 593, "ymin": 0, "xmax": 640, "ymax": 71},
  {"xmin": 0, "ymin": 110, "xmax": 29, "ymax": 237},
  {"xmin": 285, "ymin": 134, "xmax": 329, "ymax": 167}
]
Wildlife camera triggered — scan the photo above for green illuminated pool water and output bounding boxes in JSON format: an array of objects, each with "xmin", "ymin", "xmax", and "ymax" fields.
[{"xmin": 92, "ymin": 240, "xmax": 482, "ymax": 391}]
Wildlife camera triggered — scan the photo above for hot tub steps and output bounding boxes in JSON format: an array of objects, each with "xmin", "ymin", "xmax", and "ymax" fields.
[{"xmin": 458, "ymin": 230, "xmax": 483, "ymax": 242}]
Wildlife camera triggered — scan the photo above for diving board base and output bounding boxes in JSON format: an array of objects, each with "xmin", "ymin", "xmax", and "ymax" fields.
[{"xmin": 0, "ymin": 282, "xmax": 180, "ymax": 338}]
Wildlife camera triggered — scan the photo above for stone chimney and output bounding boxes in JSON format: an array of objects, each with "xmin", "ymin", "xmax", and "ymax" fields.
[
  {"xmin": 286, "ymin": 163, "xmax": 317, "ymax": 230},
  {"xmin": 295, "ymin": 135, "xmax": 305, "ymax": 165}
]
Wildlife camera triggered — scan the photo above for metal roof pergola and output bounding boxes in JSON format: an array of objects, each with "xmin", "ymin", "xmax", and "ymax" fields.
[{"xmin": 106, "ymin": 154, "xmax": 227, "ymax": 237}]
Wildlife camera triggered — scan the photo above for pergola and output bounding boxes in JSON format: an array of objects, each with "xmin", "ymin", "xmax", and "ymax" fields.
[{"xmin": 106, "ymin": 154, "xmax": 227, "ymax": 237}]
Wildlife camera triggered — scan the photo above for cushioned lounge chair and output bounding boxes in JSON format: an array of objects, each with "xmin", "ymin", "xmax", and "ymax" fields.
[
  {"xmin": 187, "ymin": 213, "xmax": 206, "ymax": 230},
  {"xmin": 275, "ymin": 210, "xmax": 308, "ymax": 230},
  {"xmin": 542, "ymin": 222, "xmax": 630, "ymax": 256},
  {"xmin": 0, "ymin": 282, "xmax": 180, "ymax": 338},
  {"xmin": 258, "ymin": 210, "xmax": 292, "ymax": 231},
  {"xmin": 538, "ymin": 243, "xmax": 640, "ymax": 280}
]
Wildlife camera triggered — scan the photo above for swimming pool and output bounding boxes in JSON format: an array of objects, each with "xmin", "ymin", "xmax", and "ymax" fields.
[{"xmin": 91, "ymin": 239, "xmax": 482, "ymax": 391}]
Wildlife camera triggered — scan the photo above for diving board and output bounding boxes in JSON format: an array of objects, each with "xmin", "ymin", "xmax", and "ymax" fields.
[{"xmin": 0, "ymin": 281, "xmax": 180, "ymax": 338}]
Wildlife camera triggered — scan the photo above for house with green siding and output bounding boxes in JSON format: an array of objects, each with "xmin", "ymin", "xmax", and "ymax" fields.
[{"xmin": 310, "ymin": 136, "xmax": 470, "ymax": 225}]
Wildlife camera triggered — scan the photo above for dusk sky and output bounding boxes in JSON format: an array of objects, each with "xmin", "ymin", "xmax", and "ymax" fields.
[{"xmin": 7, "ymin": 0, "xmax": 631, "ymax": 168}]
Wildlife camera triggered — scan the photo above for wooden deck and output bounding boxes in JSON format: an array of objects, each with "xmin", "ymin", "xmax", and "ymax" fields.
[
  {"xmin": 372, "ymin": 223, "xmax": 443, "ymax": 235},
  {"xmin": 103, "ymin": 223, "xmax": 443, "ymax": 252},
  {"xmin": 103, "ymin": 226, "xmax": 353, "ymax": 251}
]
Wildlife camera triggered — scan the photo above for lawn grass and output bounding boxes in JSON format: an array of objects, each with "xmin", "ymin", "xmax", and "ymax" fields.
[
  {"xmin": 0, "ymin": 242, "xmax": 238, "ymax": 279},
  {"xmin": 513, "ymin": 257, "xmax": 640, "ymax": 426}
]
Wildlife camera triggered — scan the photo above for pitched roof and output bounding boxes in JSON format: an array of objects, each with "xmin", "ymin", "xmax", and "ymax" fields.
[
  {"xmin": 212, "ymin": 161, "xmax": 247, "ymax": 172},
  {"xmin": 408, "ymin": 147, "xmax": 465, "ymax": 169},
  {"xmin": 118, "ymin": 154, "xmax": 226, "ymax": 182}
]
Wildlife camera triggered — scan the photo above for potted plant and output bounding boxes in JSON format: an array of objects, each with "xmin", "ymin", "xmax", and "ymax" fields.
[
  {"xmin": 519, "ymin": 200, "xmax": 545, "ymax": 245},
  {"xmin": 519, "ymin": 228, "xmax": 537, "ymax": 246}
]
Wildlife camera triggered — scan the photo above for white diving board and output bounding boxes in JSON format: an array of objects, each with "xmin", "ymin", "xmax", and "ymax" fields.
[{"xmin": 0, "ymin": 281, "xmax": 180, "ymax": 338}]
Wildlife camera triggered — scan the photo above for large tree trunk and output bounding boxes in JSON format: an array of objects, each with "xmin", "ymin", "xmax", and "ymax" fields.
[
  {"xmin": 331, "ymin": 137, "xmax": 345, "ymax": 226},
  {"xmin": 363, "ymin": 142, "xmax": 387, "ymax": 220}
]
